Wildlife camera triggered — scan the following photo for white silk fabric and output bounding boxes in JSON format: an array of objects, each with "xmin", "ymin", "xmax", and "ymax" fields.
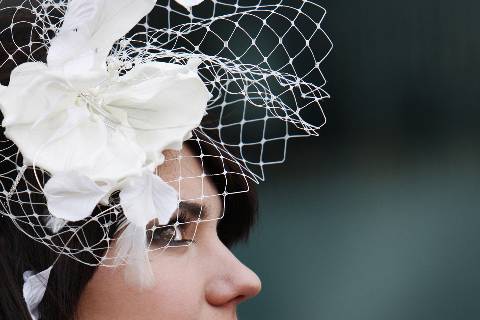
[{"xmin": 0, "ymin": 0, "xmax": 210, "ymax": 227}]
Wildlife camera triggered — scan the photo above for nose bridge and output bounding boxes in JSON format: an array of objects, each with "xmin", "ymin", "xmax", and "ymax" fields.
[
  {"xmin": 205, "ymin": 239, "xmax": 262, "ymax": 306},
  {"xmin": 224, "ymin": 243, "xmax": 258, "ymax": 281}
]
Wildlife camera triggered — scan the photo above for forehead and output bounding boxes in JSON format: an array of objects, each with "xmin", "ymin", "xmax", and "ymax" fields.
[{"xmin": 156, "ymin": 145, "xmax": 222, "ymax": 219}]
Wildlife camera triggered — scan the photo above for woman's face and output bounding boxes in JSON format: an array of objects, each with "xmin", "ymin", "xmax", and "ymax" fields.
[{"xmin": 76, "ymin": 147, "xmax": 261, "ymax": 320}]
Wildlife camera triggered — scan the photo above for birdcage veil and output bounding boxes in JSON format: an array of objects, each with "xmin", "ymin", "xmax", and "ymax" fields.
[{"xmin": 0, "ymin": 0, "xmax": 331, "ymax": 316}]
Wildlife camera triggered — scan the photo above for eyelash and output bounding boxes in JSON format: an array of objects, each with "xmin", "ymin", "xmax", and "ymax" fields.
[{"xmin": 147, "ymin": 216, "xmax": 195, "ymax": 248}]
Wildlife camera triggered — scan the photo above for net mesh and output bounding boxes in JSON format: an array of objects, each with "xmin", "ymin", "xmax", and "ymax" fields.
[{"xmin": 0, "ymin": 0, "xmax": 331, "ymax": 267}]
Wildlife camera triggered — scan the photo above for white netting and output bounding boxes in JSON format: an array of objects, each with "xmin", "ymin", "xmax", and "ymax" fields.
[{"xmin": 0, "ymin": 0, "xmax": 331, "ymax": 268}]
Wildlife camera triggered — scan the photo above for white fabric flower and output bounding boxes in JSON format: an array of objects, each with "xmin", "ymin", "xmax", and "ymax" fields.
[
  {"xmin": 43, "ymin": 171, "xmax": 112, "ymax": 222},
  {"xmin": 120, "ymin": 168, "xmax": 178, "ymax": 226},
  {"xmin": 175, "ymin": 0, "xmax": 206, "ymax": 11},
  {"xmin": 23, "ymin": 266, "xmax": 53, "ymax": 320},
  {"xmin": 0, "ymin": 0, "xmax": 210, "ymax": 227}
]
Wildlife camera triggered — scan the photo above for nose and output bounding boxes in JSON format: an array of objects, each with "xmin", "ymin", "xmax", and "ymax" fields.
[{"xmin": 205, "ymin": 243, "xmax": 262, "ymax": 307}]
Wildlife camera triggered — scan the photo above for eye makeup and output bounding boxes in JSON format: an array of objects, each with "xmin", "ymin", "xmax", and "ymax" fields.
[{"xmin": 146, "ymin": 201, "xmax": 207, "ymax": 248}]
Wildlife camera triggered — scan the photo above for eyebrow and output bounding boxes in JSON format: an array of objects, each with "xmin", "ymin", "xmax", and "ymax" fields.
[{"xmin": 172, "ymin": 201, "xmax": 210, "ymax": 223}]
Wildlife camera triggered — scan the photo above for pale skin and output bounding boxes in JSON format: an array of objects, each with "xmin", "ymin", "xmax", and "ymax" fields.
[{"xmin": 76, "ymin": 146, "xmax": 262, "ymax": 320}]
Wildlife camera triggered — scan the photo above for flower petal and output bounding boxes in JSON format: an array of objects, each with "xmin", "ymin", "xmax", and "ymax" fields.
[
  {"xmin": 0, "ymin": 59, "xmax": 144, "ymax": 180},
  {"xmin": 119, "ymin": 170, "xmax": 178, "ymax": 227},
  {"xmin": 44, "ymin": 171, "xmax": 111, "ymax": 221},
  {"xmin": 23, "ymin": 266, "xmax": 53, "ymax": 320},
  {"xmin": 82, "ymin": 127, "xmax": 146, "ymax": 182},
  {"xmin": 4, "ymin": 109, "xmax": 107, "ymax": 175},
  {"xmin": 0, "ymin": 62, "xmax": 73, "ymax": 126},
  {"xmin": 48, "ymin": 0, "xmax": 157, "ymax": 69},
  {"xmin": 175, "ymin": 0, "xmax": 205, "ymax": 11},
  {"xmin": 103, "ymin": 59, "xmax": 210, "ymax": 165}
]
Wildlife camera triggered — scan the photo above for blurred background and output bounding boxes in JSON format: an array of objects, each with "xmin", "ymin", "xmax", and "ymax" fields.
[
  {"xmin": 235, "ymin": 0, "xmax": 480, "ymax": 319},
  {"xmin": 1, "ymin": 0, "xmax": 479, "ymax": 318}
]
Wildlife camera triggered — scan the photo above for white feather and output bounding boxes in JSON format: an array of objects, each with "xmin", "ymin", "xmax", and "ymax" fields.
[
  {"xmin": 114, "ymin": 222, "xmax": 155, "ymax": 289},
  {"xmin": 23, "ymin": 266, "xmax": 53, "ymax": 320},
  {"xmin": 45, "ymin": 216, "xmax": 67, "ymax": 233}
]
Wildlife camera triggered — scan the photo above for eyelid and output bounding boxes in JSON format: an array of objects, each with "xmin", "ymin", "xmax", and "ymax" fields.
[
  {"xmin": 169, "ymin": 202, "xmax": 205, "ymax": 225},
  {"xmin": 154, "ymin": 214, "xmax": 197, "ymax": 245},
  {"xmin": 147, "ymin": 202, "xmax": 206, "ymax": 248},
  {"xmin": 168, "ymin": 208, "xmax": 190, "ymax": 225}
]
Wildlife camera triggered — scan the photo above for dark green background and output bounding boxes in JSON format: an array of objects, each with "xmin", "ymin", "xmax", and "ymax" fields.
[{"xmin": 235, "ymin": 1, "xmax": 480, "ymax": 319}]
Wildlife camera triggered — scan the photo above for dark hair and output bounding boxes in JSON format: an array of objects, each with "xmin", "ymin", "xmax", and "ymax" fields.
[
  {"xmin": 0, "ymin": 138, "xmax": 258, "ymax": 320},
  {"xmin": 0, "ymin": 4, "xmax": 258, "ymax": 319}
]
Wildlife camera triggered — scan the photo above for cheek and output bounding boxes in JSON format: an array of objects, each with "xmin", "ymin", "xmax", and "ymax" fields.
[
  {"xmin": 148, "ymin": 250, "xmax": 206, "ymax": 316},
  {"xmin": 79, "ymin": 250, "xmax": 206, "ymax": 320}
]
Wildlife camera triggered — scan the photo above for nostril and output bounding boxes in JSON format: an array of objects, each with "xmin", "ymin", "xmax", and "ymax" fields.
[{"xmin": 232, "ymin": 295, "xmax": 247, "ymax": 305}]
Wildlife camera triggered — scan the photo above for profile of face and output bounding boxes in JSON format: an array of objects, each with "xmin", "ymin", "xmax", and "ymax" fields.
[{"xmin": 76, "ymin": 145, "xmax": 262, "ymax": 319}]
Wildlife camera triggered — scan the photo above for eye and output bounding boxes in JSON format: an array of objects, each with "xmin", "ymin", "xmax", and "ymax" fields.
[{"xmin": 147, "ymin": 222, "xmax": 194, "ymax": 248}]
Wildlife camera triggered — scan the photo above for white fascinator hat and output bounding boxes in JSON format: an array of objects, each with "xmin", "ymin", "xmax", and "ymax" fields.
[{"xmin": 0, "ymin": 0, "xmax": 331, "ymax": 318}]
